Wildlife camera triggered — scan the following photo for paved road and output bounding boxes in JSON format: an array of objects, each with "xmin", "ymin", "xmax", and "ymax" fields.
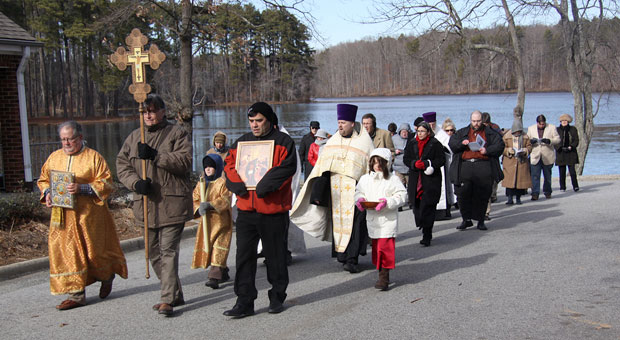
[{"xmin": 1, "ymin": 178, "xmax": 619, "ymax": 340}]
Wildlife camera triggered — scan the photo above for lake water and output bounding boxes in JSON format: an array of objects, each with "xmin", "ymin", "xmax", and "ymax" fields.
[{"xmin": 29, "ymin": 92, "xmax": 620, "ymax": 177}]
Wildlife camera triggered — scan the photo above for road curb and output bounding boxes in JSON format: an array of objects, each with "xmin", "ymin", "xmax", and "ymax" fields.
[{"xmin": 0, "ymin": 222, "xmax": 198, "ymax": 282}]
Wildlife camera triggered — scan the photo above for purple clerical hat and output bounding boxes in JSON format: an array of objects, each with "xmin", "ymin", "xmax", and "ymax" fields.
[
  {"xmin": 422, "ymin": 111, "xmax": 436, "ymax": 123},
  {"xmin": 337, "ymin": 104, "xmax": 358, "ymax": 122}
]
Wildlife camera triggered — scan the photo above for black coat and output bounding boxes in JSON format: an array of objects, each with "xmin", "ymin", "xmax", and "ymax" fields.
[
  {"xmin": 555, "ymin": 125, "xmax": 579, "ymax": 165},
  {"xmin": 448, "ymin": 125, "xmax": 505, "ymax": 185},
  {"xmin": 403, "ymin": 137, "xmax": 446, "ymax": 205},
  {"xmin": 298, "ymin": 132, "xmax": 315, "ymax": 175}
]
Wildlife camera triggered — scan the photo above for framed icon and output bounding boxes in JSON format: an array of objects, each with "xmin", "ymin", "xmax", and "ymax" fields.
[{"xmin": 235, "ymin": 140, "xmax": 275, "ymax": 190}]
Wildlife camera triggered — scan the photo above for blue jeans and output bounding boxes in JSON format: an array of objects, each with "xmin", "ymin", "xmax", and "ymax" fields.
[{"xmin": 530, "ymin": 161, "xmax": 553, "ymax": 195}]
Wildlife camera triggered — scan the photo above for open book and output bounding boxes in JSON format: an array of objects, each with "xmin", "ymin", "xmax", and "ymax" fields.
[{"xmin": 468, "ymin": 134, "xmax": 486, "ymax": 152}]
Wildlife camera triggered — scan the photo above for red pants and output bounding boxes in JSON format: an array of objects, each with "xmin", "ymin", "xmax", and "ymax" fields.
[{"xmin": 372, "ymin": 238, "xmax": 395, "ymax": 270}]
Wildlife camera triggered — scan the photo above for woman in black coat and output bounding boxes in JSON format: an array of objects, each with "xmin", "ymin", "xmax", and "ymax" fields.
[
  {"xmin": 555, "ymin": 114, "xmax": 579, "ymax": 192},
  {"xmin": 403, "ymin": 122, "xmax": 446, "ymax": 247}
]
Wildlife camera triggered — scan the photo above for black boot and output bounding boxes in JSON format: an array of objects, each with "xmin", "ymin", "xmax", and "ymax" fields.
[
  {"xmin": 456, "ymin": 220, "xmax": 473, "ymax": 230},
  {"xmin": 375, "ymin": 268, "xmax": 389, "ymax": 291},
  {"xmin": 505, "ymin": 195, "xmax": 514, "ymax": 205}
]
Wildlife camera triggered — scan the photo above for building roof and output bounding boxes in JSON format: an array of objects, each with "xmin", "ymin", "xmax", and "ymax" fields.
[{"xmin": 0, "ymin": 11, "xmax": 42, "ymax": 47}]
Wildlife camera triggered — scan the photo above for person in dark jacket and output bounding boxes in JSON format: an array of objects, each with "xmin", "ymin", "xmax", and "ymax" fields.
[
  {"xmin": 223, "ymin": 102, "xmax": 297, "ymax": 318},
  {"xmin": 449, "ymin": 110, "xmax": 504, "ymax": 231},
  {"xmin": 555, "ymin": 114, "xmax": 580, "ymax": 192},
  {"xmin": 403, "ymin": 121, "xmax": 445, "ymax": 247},
  {"xmin": 299, "ymin": 121, "xmax": 320, "ymax": 178}
]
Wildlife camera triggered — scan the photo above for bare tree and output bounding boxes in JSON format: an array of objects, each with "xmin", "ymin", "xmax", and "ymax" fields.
[
  {"xmin": 520, "ymin": 0, "xmax": 619, "ymax": 174},
  {"xmin": 372, "ymin": 0, "xmax": 527, "ymax": 121}
]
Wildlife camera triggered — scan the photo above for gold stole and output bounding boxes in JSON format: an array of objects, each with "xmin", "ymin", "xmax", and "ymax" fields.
[{"xmin": 331, "ymin": 174, "xmax": 356, "ymax": 252}]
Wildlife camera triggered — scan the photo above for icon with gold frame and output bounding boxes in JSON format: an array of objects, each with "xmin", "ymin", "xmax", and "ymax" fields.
[{"xmin": 235, "ymin": 140, "xmax": 275, "ymax": 190}]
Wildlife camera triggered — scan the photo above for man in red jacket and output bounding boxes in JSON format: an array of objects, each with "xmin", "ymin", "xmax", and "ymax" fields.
[{"xmin": 223, "ymin": 102, "xmax": 297, "ymax": 318}]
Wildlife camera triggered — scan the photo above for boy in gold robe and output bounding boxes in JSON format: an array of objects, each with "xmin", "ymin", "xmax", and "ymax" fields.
[
  {"xmin": 192, "ymin": 154, "xmax": 233, "ymax": 289},
  {"xmin": 38, "ymin": 121, "xmax": 128, "ymax": 310}
]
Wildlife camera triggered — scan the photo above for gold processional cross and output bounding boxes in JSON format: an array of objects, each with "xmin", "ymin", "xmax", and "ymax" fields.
[
  {"xmin": 109, "ymin": 28, "xmax": 166, "ymax": 103},
  {"xmin": 108, "ymin": 28, "xmax": 166, "ymax": 279}
]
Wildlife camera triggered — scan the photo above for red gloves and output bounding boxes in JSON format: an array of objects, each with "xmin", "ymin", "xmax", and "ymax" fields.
[{"xmin": 414, "ymin": 160, "xmax": 425, "ymax": 170}]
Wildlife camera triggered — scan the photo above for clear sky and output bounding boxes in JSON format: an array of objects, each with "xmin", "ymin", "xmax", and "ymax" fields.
[
  {"xmin": 277, "ymin": 0, "xmax": 563, "ymax": 51},
  {"xmin": 304, "ymin": 0, "xmax": 412, "ymax": 50}
]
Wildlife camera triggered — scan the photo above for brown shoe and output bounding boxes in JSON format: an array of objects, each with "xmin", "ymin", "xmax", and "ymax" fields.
[
  {"xmin": 56, "ymin": 299, "xmax": 85, "ymax": 311},
  {"xmin": 152, "ymin": 298, "xmax": 185, "ymax": 311},
  {"xmin": 99, "ymin": 276, "xmax": 114, "ymax": 299},
  {"xmin": 158, "ymin": 303, "xmax": 173, "ymax": 316}
]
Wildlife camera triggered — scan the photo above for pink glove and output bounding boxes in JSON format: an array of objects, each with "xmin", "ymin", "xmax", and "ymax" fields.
[
  {"xmin": 356, "ymin": 197, "xmax": 366, "ymax": 211},
  {"xmin": 375, "ymin": 198, "xmax": 387, "ymax": 211}
]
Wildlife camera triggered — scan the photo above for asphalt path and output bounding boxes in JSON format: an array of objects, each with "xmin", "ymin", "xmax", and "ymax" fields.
[{"xmin": 1, "ymin": 178, "xmax": 619, "ymax": 339}]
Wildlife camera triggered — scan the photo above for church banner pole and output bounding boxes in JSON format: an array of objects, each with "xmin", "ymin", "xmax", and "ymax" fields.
[{"xmin": 110, "ymin": 28, "xmax": 166, "ymax": 279}]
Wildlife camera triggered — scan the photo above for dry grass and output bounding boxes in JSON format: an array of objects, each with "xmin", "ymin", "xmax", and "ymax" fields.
[{"xmin": 0, "ymin": 207, "xmax": 141, "ymax": 267}]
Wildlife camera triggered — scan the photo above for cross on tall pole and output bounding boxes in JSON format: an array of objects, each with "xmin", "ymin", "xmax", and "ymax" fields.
[
  {"xmin": 109, "ymin": 28, "xmax": 166, "ymax": 279},
  {"xmin": 110, "ymin": 28, "xmax": 165, "ymax": 103}
]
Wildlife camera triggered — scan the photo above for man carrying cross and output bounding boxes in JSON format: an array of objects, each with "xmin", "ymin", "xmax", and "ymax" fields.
[{"xmin": 116, "ymin": 94, "xmax": 193, "ymax": 316}]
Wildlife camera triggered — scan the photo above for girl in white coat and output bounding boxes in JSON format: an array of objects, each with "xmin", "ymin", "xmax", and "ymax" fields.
[{"xmin": 354, "ymin": 148, "xmax": 407, "ymax": 290}]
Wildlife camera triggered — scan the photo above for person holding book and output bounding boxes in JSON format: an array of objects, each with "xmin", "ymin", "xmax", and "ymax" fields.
[
  {"xmin": 38, "ymin": 121, "xmax": 128, "ymax": 311},
  {"xmin": 449, "ymin": 111, "xmax": 504, "ymax": 231}
]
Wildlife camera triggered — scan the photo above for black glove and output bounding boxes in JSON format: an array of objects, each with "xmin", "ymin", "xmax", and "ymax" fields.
[
  {"xmin": 138, "ymin": 142, "xmax": 158, "ymax": 160},
  {"xmin": 530, "ymin": 138, "xmax": 539, "ymax": 145},
  {"xmin": 134, "ymin": 178, "xmax": 152, "ymax": 195},
  {"xmin": 540, "ymin": 138, "xmax": 551, "ymax": 144},
  {"xmin": 198, "ymin": 202, "xmax": 214, "ymax": 216}
]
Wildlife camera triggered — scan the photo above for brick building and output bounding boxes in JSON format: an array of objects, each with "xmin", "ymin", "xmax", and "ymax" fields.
[{"xmin": 0, "ymin": 11, "xmax": 42, "ymax": 191}]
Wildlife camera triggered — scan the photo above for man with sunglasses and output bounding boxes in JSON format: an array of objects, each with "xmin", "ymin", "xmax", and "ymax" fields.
[
  {"xmin": 299, "ymin": 121, "xmax": 320, "ymax": 179},
  {"xmin": 117, "ymin": 94, "xmax": 193, "ymax": 316}
]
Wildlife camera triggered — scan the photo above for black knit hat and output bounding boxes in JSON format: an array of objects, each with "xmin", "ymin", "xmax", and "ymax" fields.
[
  {"xmin": 203, "ymin": 155, "xmax": 217, "ymax": 170},
  {"xmin": 413, "ymin": 117, "xmax": 424, "ymax": 127},
  {"xmin": 248, "ymin": 102, "xmax": 277, "ymax": 125}
]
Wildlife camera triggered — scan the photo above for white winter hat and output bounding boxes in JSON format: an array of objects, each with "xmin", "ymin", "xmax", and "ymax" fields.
[
  {"xmin": 370, "ymin": 148, "xmax": 392, "ymax": 166},
  {"xmin": 315, "ymin": 129, "xmax": 329, "ymax": 139}
]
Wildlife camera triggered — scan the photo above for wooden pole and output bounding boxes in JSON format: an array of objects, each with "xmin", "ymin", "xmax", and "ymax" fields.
[
  {"xmin": 199, "ymin": 176, "xmax": 211, "ymax": 261},
  {"xmin": 139, "ymin": 103, "xmax": 150, "ymax": 279}
]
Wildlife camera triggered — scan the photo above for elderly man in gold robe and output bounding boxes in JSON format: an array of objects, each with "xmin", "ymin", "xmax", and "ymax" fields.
[
  {"xmin": 291, "ymin": 104, "xmax": 374, "ymax": 273},
  {"xmin": 38, "ymin": 121, "xmax": 128, "ymax": 311}
]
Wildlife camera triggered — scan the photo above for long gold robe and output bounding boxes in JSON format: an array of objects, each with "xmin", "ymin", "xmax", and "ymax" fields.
[
  {"xmin": 37, "ymin": 146, "xmax": 128, "ymax": 295},
  {"xmin": 191, "ymin": 176, "xmax": 233, "ymax": 269},
  {"xmin": 291, "ymin": 129, "xmax": 374, "ymax": 252}
]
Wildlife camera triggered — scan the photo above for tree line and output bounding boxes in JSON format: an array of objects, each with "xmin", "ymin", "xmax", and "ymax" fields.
[
  {"xmin": 0, "ymin": 0, "xmax": 313, "ymax": 118},
  {"xmin": 312, "ymin": 20, "xmax": 620, "ymax": 98}
]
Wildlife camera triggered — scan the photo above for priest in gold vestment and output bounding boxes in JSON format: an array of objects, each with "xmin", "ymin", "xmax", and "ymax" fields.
[
  {"xmin": 291, "ymin": 104, "xmax": 374, "ymax": 273},
  {"xmin": 191, "ymin": 154, "xmax": 233, "ymax": 289},
  {"xmin": 37, "ymin": 121, "xmax": 128, "ymax": 310}
]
